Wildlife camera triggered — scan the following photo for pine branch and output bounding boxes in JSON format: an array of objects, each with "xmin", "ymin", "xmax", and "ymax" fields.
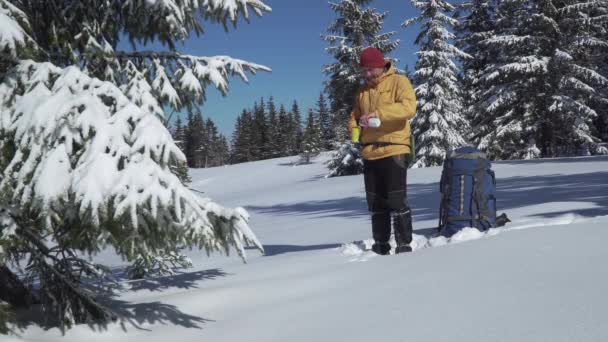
[
  {"xmin": 7, "ymin": 209, "xmax": 116, "ymax": 328},
  {"xmin": 115, "ymin": 51, "xmax": 271, "ymax": 72}
]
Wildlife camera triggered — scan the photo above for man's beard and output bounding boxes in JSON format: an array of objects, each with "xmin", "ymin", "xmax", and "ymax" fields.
[{"xmin": 365, "ymin": 74, "xmax": 381, "ymax": 87}]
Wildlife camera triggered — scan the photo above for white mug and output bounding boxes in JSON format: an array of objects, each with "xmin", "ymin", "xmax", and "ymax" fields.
[{"xmin": 367, "ymin": 117, "xmax": 381, "ymax": 128}]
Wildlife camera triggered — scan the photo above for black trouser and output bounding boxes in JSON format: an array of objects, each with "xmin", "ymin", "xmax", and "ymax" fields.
[{"xmin": 364, "ymin": 154, "xmax": 413, "ymax": 246}]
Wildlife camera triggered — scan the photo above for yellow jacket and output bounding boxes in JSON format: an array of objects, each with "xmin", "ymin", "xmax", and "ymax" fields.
[{"xmin": 349, "ymin": 65, "xmax": 417, "ymax": 160}]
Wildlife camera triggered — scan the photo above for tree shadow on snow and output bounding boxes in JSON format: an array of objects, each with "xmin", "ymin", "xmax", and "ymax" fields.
[
  {"xmin": 9, "ymin": 298, "xmax": 212, "ymax": 334},
  {"xmin": 260, "ymin": 244, "xmax": 343, "ymax": 256},
  {"xmin": 277, "ymin": 161, "xmax": 298, "ymax": 166},
  {"xmin": 126, "ymin": 268, "xmax": 229, "ymax": 292},
  {"xmin": 8, "ymin": 269, "xmax": 226, "ymax": 334},
  {"xmin": 495, "ymin": 155, "xmax": 608, "ymax": 166},
  {"xmin": 496, "ymin": 171, "xmax": 608, "ymax": 219},
  {"xmin": 246, "ymin": 168, "xmax": 608, "ymax": 230},
  {"xmin": 278, "ymin": 159, "xmax": 319, "ymax": 166},
  {"xmin": 97, "ymin": 298, "xmax": 212, "ymax": 332},
  {"xmin": 410, "ymin": 171, "xmax": 608, "ymax": 221},
  {"xmin": 246, "ymin": 196, "xmax": 369, "ymax": 219},
  {"xmin": 408, "ymin": 171, "xmax": 608, "ymax": 222},
  {"xmin": 298, "ymin": 174, "xmax": 328, "ymax": 183}
]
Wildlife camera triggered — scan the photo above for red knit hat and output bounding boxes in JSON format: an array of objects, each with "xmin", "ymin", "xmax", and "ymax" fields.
[{"xmin": 359, "ymin": 47, "xmax": 387, "ymax": 68}]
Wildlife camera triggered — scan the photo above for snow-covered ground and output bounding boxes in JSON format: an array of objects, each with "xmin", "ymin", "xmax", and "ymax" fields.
[{"xmin": 11, "ymin": 154, "xmax": 608, "ymax": 342}]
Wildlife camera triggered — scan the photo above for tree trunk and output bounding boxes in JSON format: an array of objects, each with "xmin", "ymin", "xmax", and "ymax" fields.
[{"xmin": 0, "ymin": 265, "xmax": 35, "ymax": 308}]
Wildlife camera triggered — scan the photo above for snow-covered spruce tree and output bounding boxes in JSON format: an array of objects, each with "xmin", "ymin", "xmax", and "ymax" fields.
[
  {"xmin": 316, "ymin": 92, "xmax": 333, "ymax": 150},
  {"xmin": 251, "ymin": 99, "xmax": 268, "ymax": 160},
  {"xmin": 276, "ymin": 104, "xmax": 291, "ymax": 157},
  {"xmin": 595, "ymin": 28, "xmax": 608, "ymax": 143},
  {"xmin": 323, "ymin": 0, "xmax": 400, "ymax": 142},
  {"xmin": 170, "ymin": 116, "xmax": 191, "ymax": 181},
  {"xmin": 289, "ymin": 100, "xmax": 304, "ymax": 155},
  {"xmin": 205, "ymin": 120, "xmax": 230, "ymax": 166},
  {"xmin": 472, "ymin": 0, "xmax": 608, "ymax": 159},
  {"xmin": 230, "ymin": 109, "xmax": 255, "ymax": 163},
  {"xmin": 469, "ymin": 0, "xmax": 541, "ymax": 159},
  {"xmin": 0, "ymin": 0, "xmax": 269, "ymax": 328},
  {"xmin": 299, "ymin": 109, "xmax": 322, "ymax": 164},
  {"xmin": 548, "ymin": 0, "xmax": 608, "ymax": 156},
  {"xmin": 265, "ymin": 97, "xmax": 282, "ymax": 158},
  {"xmin": 325, "ymin": 141, "xmax": 364, "ymax": 177},
  {"xmin": 404, "ymin": 0, "xmax": 471, "ymax": 167},
  {"xmin": 455, "ymin": 0, "xmax": 496, "ymax": 124}
]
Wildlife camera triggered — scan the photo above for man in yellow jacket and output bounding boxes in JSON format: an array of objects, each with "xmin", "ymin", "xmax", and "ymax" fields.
[{"xmin": 349, "ymin": 47, "xmax": 417, "ymax": 254}]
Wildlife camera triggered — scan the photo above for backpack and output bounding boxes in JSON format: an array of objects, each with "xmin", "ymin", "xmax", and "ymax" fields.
[{"xmin": 438, "ymin": 146, "xmax": 507, "ymax": 237}]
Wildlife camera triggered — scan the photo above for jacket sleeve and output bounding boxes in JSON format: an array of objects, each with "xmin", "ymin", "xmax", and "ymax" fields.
[
  {"xmin": 348, "ymin": 91, "xmax": 361, "ymax": 131},
  {"xmin": 377, "ymin": 76, "xmax": 416, "ymax": 123}
]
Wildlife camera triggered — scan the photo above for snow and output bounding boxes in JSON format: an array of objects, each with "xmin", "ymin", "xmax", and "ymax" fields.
[
  {"xmin": 152, "ymin": 61, "xmax": 181, "ymax": 110},
  {"xmin": 124, "ymin": 66, "xmax": 164, "ymax": 119},
  {"xmin": 7, "ymin": 153, "xmax": 608, "ymax": 341},
  {"xmin": 0, "ymin": 207, "xmax": 17, "ymax": 256},
  {"xmin": 0, "ymin": 1, "xmax": 31, "ymax": 57},
  {"xmin": 1, "ymin": 61, "xmax": 261, "ymax": 269},
  {"xmin": 178, "ymin": 67, "xmax": 203, "ymax": 99},
  {"xmin": 32, "ymin": 144, "xmax": 72, "ymax": 213}
]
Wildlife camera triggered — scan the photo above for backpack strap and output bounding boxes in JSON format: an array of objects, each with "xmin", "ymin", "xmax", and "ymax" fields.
[
  {"xmin": 438, "ymin": 160, "xmax": 452, "ymax": 231},
  {"xmin": 471, "ymin": 159, "xmax": 493, "ymax": 228}
]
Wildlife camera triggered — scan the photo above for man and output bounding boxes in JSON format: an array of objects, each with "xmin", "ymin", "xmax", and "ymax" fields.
[{"xmin": 349, "ymin": 47, "xmax": 417, "ymax": 255}]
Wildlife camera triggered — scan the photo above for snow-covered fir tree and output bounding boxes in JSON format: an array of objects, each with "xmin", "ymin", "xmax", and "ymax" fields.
[
  {"xmin": 231, "ymin": 109, "xmax": 255, "ymax": 163},
  {"xmin": 455, "ymin": 0, "xmax": 496, "ymax": 124},
  {"xmin": 252, "ymin": 99, "xmax": 269, "ymax": 160},
  {"xmin": 325, "ymin": 141, "xmax": 364, "ymax": 177},
  {"xmin": 404, "ymin": 0, "xmax": 471, "ymax": 167},
  {"xmin": 316, "ymin": 92, "xmax": 333, "ymax": 149},
  {"xmin": 472, "ymin": 0, "xmax": 608, "ymax": 159},
  {"xmin": 277, "ymin": 104, "xmax": 292, "ymax": 157},
  {"xmin": 170, "ymin": 116, "xmax": 191, "ymax": 182},
  {"xmin": 548, "ymin": 0, "xmax": 608, "ymax": 156},
  {"xmin": 173, "ymin": 116, "xmax": 186, "ymax": 151},
  {"xmin": 265, "ymin": 97, "xmax": 282, "ymax": 158},
  {"xmin": 229, "ymin": 98, "xmax": 312, "ymax": 162},
  {"xmin": 192, "ymin": 118, "xmax": 229, "ymax": 168},
  {"xmin": 469, "ymin": 0, "xmax": 542, "ymax": 159},
  {"xmin": 290, "ymin": 100, "xmax": 304, "ymax": 155},
  {"xmin": 299, "ymin": 109, "xmax": 322, "ymax": 164},
  {"xmin": 596, "ymin": 23, "xmax": 608, "ymax": 143},
  {"xmin": 185, "ymin": 111, "xmax": 205, "ymax": 166},
  {"xmin": 0, "ymin": 0, "xmax": 270, "ymax": 328},
  {"xmin": 323, "ymin": 0, "xmax": 400, "ymax": 142}
]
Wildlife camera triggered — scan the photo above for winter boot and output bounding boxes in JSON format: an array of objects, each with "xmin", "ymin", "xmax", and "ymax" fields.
[
  {"xmin": 371, "ymin": 242, "xmax": 391, "ymax": 255},
  {"xmin": 371, "ymin": 212, "xmax": 391, "ymax": 255},
  {"xmin": 392, "ymin": 208, "xmax": 413, "ymax": 254}
]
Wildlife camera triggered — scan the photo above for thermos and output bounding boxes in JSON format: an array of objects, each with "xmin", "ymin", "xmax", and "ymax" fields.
[
  {"xmin": 351, "ymin": 126, "xmax": 360, "ymax": 143},
  {"xmin": 353, "ymin": 117, "xmax": 381, "ymax": 143}
]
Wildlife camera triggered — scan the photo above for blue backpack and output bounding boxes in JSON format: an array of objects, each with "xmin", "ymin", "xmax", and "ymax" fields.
[{"xmin": 438, "ymin": 146, "xmax": 506, "ymax": 237}]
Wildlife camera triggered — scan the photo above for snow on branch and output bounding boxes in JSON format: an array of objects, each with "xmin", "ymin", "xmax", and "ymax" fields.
[
  {"xmin": 202, "ymin": 0, "xmax": 272, "ymax": 22},
  {"xmin": 120, "ymin": 0, "xmax": 271, "ymax": 43},
  {"xmin": 570, "ymin": 64, "xmax": 608, "ymax": 87},
  {"xmin": 0, "ymin": 60, "xmax": 262, "ymax": 261},
  {"xmin": 116, "ymin": 51, "xmax": 270, "ymax": 104},
  {"xmin": 482, "ymin": 34, "xmax": 534, "ymax": 47},
  {"xmin": 0, "ymin": 206, "xmax": 17, "ymax": 261},
  {"xmin": 0, "ymin": 0, "xmax": 37, "ymax": 59},
  {"xmin": 560, "ymin": 2, "xmax": 604, "ymax": 15}
]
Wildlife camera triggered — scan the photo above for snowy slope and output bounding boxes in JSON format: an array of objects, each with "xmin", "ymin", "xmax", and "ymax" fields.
[{"xmin": 12, "ymin": 154, "xmax": 608, "ymax": 342}]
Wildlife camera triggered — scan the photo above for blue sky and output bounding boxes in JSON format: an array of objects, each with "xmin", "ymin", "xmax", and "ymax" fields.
[{"xmin": 163, "ymin": 0, "xmax": 421, "ymax": 136}]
